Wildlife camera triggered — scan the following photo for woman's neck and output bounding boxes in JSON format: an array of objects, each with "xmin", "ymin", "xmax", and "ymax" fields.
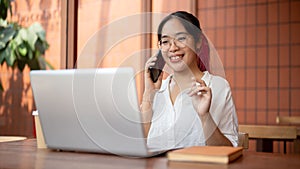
[{"xmin": 172, "ymin": 64, "xmax": 204, "ymax": 89}]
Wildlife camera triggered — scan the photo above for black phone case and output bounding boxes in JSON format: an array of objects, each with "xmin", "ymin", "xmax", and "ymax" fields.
[{"xmin": 149, "ymin": 50, "xmax": 165, "ymax": 83}]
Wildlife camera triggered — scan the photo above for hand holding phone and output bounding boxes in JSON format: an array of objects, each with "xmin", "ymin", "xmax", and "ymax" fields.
[{"xmin": 148, "ymin": 50, "xmax": 165, "ymax": 83}]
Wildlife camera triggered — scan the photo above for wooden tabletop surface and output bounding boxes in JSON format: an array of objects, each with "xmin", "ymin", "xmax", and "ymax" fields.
[{"xmin": 0, "ymin": 139, "xmax": 300, "ymax": 169}]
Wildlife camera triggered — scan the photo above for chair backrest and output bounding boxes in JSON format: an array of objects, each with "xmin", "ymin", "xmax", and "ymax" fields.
[
  {"xmin": 276, "ymin": 116, "xmax": 300, "ymax": 125},
  {"xmin": 238, "ymin": 132, "xmax": 249, "ymax": 149},
  {"xmin": 239, "ymin": 124, "xmax": 297, "ymax": 140}
]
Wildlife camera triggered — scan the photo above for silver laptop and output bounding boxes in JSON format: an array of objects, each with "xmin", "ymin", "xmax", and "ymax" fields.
[{"xmin": 30, "ymin": 67, "xmax": 164, "ymax": 157}]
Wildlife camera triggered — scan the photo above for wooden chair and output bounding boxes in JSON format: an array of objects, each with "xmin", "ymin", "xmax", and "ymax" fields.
[
  {"xmin": 276, "ymin": 116, "xmax": 300, "ymax": 154},
  {"xmin": 238, "ymin": 132, "xmax": 249, "ymax": 149},
  {"xmin": 239, "ymin": 124, "xmax": 298, "ymax": 153}
]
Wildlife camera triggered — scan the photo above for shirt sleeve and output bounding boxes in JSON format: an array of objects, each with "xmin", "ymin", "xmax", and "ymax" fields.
[{"xmin": 209, "ymin": 76, "xmax": 239, "ymax": 147}]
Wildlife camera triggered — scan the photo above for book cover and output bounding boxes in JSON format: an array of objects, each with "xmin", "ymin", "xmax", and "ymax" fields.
[{"xmin": 167, "ymin": 146, "xmax": 243, "ymax": 164}]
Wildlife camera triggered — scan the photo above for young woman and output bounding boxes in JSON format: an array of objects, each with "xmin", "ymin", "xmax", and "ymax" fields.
[{"xmin": 141, "ymin": 11, "xmax": 238, "ymax": 151}]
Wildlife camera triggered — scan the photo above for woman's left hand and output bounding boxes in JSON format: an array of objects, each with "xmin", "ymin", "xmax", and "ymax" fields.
[{"xmin": 187, "ymin": 78, "xmax": 212, "ymax": 116}]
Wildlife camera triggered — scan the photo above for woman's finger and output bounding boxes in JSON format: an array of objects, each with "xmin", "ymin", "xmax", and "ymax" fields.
[
  {"xmin": 197, "ymin": 79, "xmax": 207, "ymax": 87},
  {"xmin": 188, "ymin": 85, "xmax": 210, "ymax": 96},
  {"xmin": 145, "ymin": 56, "xmax": 158, "ymax": 69}
]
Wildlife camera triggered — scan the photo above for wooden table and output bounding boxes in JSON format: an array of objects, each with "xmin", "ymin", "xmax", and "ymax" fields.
[{"xmin": 1, "ymin": 139, "xmax": 300, "ymax": 169}]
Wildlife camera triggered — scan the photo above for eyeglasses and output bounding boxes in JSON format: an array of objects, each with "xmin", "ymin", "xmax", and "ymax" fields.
[{"xmin": 158, "ymin": 32, "xmax": 190, "ymax": 52}]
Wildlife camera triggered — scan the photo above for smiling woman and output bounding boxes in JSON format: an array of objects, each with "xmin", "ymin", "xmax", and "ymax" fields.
[{"xmin": 141, "ymin": 11, "xmax": 238, "ymax": 151}]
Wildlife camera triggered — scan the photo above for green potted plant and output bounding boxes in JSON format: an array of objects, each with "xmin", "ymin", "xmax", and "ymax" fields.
[{"xmin": 0, "ymin": 0, "xmax": 52, "ymax": 91}]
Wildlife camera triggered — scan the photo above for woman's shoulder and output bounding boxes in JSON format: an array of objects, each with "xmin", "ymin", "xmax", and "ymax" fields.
[
  {"xmin": 203, "ymin": 71, "xmax": 233, "ymax": 101},
  {"xmin": 202, "ymin": 71, "xmax": 230, "ymax": 89}
]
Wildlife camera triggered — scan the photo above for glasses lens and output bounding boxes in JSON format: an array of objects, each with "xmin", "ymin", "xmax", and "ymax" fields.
[
  {"xmin": 158, "ymin": 34, "xmax": 189, "ymax": 51},
  {"xmin": 159, "ymin": 39, "xmax": 169, "ymax": 51}
]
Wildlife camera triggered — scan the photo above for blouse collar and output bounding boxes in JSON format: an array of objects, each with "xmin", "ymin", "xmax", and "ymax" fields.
[{"xmin": 158, "ymin": 71, "xmax": 212, "ymax": 93}]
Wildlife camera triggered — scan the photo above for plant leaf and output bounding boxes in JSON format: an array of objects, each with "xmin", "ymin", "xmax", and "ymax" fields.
[
  {"xmin": 0, "ymin": 1, "xmax": 8, "ymax": 20},
  {"xmin": 17, "ymin": 59, "xmax": 26, "ymax": 72},
  {"xmin": 1, "ymin": 46, "xmax": 15, "ymax": 66},
  {"xmin": 0, "ymin": 24, "xmax": 16, "ymax": 50},
  {"xmin": 5, "ymin": 50, "xmax": 15, "ymax": 66},
  {"xmin": 0, "ymin": 49, "xmax": 5, "ymax": 64},
  {"xmin": 37, "ymin": 56, "xmax": 46, "ymax": 69},
  {"xmin": 8, "ymin": 38, "xmax": 17, "ymax": 50},
  {"xmin": 35, "ymin": 39, "xmax": 48, "ymax": 54},
  {"xmin": 27, "ymin": 57, "xmax": 40, "ymax": 70},
  {"xmin": 0, "ymin": 18, "xmax": 8, "ymax": 27},
  {"xmin": 18, "ymin": 28, "xmax": 37, "ymax": 51},
  {"xmin": 25, "ymin": 28, "xmax": 37, "ymax": 50},
  {"xmin": 27, "ymin": 45, "xmax": 33, "ymax": 59},
  {"xmin": 29, "ymin": 22, "xmax": 46, "ymax": 41},
  {"xmin": 18, "ymin": 28, "xmax": 27, "ymax": 39},
  {"xmin": 17, "ymin": 43, "xmax": 27, "ymax": 57},
  {"xmin": 13, "ymin": 31, "xmax": 23, "ymax": 46}
]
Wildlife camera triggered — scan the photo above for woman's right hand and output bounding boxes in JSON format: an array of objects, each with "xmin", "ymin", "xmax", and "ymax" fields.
[{"xmin": 143, "ymin": 55, "xmax": 163, "ymax": 101}]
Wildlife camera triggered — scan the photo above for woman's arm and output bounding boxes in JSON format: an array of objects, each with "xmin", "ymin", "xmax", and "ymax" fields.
[
  {"xmin": 140, "ymin": 91, "xmax": 155, "ymax": 138},
  {"xmin": 200, "ymin": 113, "xmax": 233, "ymax": 146},
  {"xmin": 141, "ymin": 55, "xmax": 163, "ymax": 138},
  {"xmin": 188, "ymin": 78, "xmax": 235, "ymax": 146}
]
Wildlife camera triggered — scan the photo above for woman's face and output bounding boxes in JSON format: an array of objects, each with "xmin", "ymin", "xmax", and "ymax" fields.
[{"xmin": 160, "ymin": 18, "xmax": 199, "ymax": 73}]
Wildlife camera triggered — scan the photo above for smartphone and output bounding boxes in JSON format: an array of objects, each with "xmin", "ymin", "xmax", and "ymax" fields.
[{"xmin": 149, "ymin": 50, "xmax": 165, "ymax": 83}]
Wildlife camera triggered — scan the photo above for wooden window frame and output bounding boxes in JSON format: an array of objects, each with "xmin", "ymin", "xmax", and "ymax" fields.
[{"xmin": 61, "ymin": 0, "xmax": 78, "ymax": 69}]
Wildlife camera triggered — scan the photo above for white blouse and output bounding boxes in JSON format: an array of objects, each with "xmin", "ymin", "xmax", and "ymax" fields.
[{"xmin": 147, "ymin": 71, "xmax": 239, "ymax": 151}]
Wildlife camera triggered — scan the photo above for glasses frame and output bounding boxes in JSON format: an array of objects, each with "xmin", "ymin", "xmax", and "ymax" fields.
[{"xmin": 157, "ymin": 32, "xmax": 191, "ymax": 52}]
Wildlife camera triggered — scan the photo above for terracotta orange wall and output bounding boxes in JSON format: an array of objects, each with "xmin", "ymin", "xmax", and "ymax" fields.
[
  {"xmin": 197, "ymin": 0, "xmax": 300, "ymax": 153},
  {"xmin": 198, "ymin": 0, "xmax": 300, "ymax": 124}
]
